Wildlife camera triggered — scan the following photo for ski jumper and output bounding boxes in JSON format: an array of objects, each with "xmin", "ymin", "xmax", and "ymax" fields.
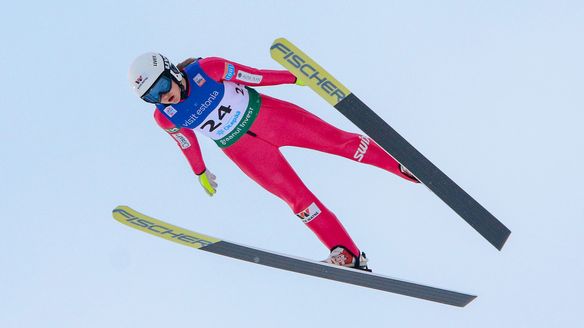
[{"xmin": 153, "ymin": 57, "xmax": 418, "ymax": 257}]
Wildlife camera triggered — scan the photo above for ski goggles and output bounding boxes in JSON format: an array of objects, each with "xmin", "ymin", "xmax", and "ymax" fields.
[{"xmin": 141, "ymin": 74, "xmax": 172, "ymax": 103}]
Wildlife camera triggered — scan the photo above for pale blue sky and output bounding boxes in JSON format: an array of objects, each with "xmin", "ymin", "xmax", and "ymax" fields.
[{"xmin": 1, "ymin": 1, "xmax": 583, "ymax": 327}]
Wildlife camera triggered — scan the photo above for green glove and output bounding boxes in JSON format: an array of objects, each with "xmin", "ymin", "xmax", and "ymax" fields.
[
  {"xmin": 295, "ymin": 77, "xmax": 306, "ymax": 86},
  {"xmin": 197, "ymin": 170, "xmax": 218, "ymax": 196}
]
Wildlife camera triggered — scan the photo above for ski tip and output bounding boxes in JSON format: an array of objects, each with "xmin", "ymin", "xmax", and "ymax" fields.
[
  {"xmin": 112, "ymin": 205, "xmax": 129, "ymax": 213},
  {"xmin": 112, "ymin": 205, "xmax": 133, "ymax": 220},
  {"xmin": 269, "ymin": 37, "xmax": 290, "ymax": 57},
  {"xmin": 271, "ymin": 36, "xmax": 288, "ymax": 44}
]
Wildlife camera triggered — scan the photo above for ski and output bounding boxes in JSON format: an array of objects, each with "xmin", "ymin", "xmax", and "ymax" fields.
[
  {"xmin": 113, "ymin": 206, "xmax": 476, "ymax": 307},
  {"xmin": 270, "ymin": 38, "xmax": 511, "ymax": 250}
]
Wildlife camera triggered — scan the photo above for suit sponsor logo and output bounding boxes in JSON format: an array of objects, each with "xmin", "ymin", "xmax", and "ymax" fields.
[
  {"xmin": 224, "ymin": 63, "xmax": 235, "ymax": 80},
  {"xmin": 353, "ymin": 135, "xmax": 371, "ymax": 162},
  {"xmin": 164, "ymin": 106, "xmax": 177, "ymax": 118},
  {"xmin": 165, "ymin": 127, "xmax": 180, "ymax": 133},
  {"xmin": 296, "ymin": 202, "xmax": 321, "ymax": 224},
  {"xmin": 236, "ymin": 70, "xmax": 263, "ymax": 84},
  {"xmin": 172, "ymin": 133, "xmax": 191, "ymax": 149},
  {"xmin": 194, "ymin": 73, "xmax": 206, "ymax": 87}
]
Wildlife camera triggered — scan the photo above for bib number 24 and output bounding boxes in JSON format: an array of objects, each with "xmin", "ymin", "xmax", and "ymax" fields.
[{"xmin": 200, "ymin": 86, "xmax": 245, "ymax": 133}]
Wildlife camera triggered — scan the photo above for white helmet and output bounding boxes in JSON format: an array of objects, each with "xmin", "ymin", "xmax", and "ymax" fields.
[{"xmin": 128, "ymin": 52, "xmax": 184, "ymax": 103}]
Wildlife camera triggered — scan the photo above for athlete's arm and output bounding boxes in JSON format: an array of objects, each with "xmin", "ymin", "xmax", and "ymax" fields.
[
  {"xmin": 154, "ymin": 110, "xmax": 207, "ymax": 175},
  {"xmin": 198, "ymin": 57, "xmax": 297, "ymax": 86}
]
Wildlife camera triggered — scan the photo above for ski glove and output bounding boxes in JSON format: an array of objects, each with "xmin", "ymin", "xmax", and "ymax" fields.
[
  {"xmin": 197, "ymin": 170, "xmax": 218, "ymax": 196},
  {"xmin": 295, "ymin": 77, "xmax": 306, "ymax": 86}
]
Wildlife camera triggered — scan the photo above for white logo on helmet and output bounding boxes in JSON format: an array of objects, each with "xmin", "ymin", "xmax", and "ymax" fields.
[
  {"xmin": 134, "ymin": 75, "xmax": 149, "ymax": 90},
  {"xmin": 161, "ymin": 55, "xmax": 171, "ymax": 70}
]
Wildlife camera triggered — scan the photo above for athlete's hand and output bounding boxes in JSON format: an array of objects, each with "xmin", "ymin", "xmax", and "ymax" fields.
[
  {"xmin": 198, "ymin": 170, "xmax": 218, "ymax": 196},
  {"xmin": 295, "ymin": 77, "xmax": 306, "ymax": 86}
]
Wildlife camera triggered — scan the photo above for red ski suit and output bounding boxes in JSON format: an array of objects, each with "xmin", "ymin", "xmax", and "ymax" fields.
[{"xmin": 154, "ymin": 57, "xmax": 418, "ymax": 257}]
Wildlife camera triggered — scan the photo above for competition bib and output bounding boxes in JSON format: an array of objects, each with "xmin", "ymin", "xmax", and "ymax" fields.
[{"xmin": 156, "ymin": 61, "xmax": 261, "ymax": 148}]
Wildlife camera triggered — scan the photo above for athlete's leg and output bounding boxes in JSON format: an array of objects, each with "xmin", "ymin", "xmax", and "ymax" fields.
[
  {"xmin": 223, "ymin": 133, "xmax": 361, "ymax": 256},
  {"xmin": 253, "ymin": 95, "xmax": 418, "ymax": 183}
]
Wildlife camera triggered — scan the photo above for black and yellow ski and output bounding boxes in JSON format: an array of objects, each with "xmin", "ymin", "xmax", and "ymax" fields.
[
  {"xmin": 113, "ymin": 206, "xmax": 476, "ymax": 307},
  {"xmin": 270, "ymin": 38, "xmax": 511, "ymax": 250}
]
